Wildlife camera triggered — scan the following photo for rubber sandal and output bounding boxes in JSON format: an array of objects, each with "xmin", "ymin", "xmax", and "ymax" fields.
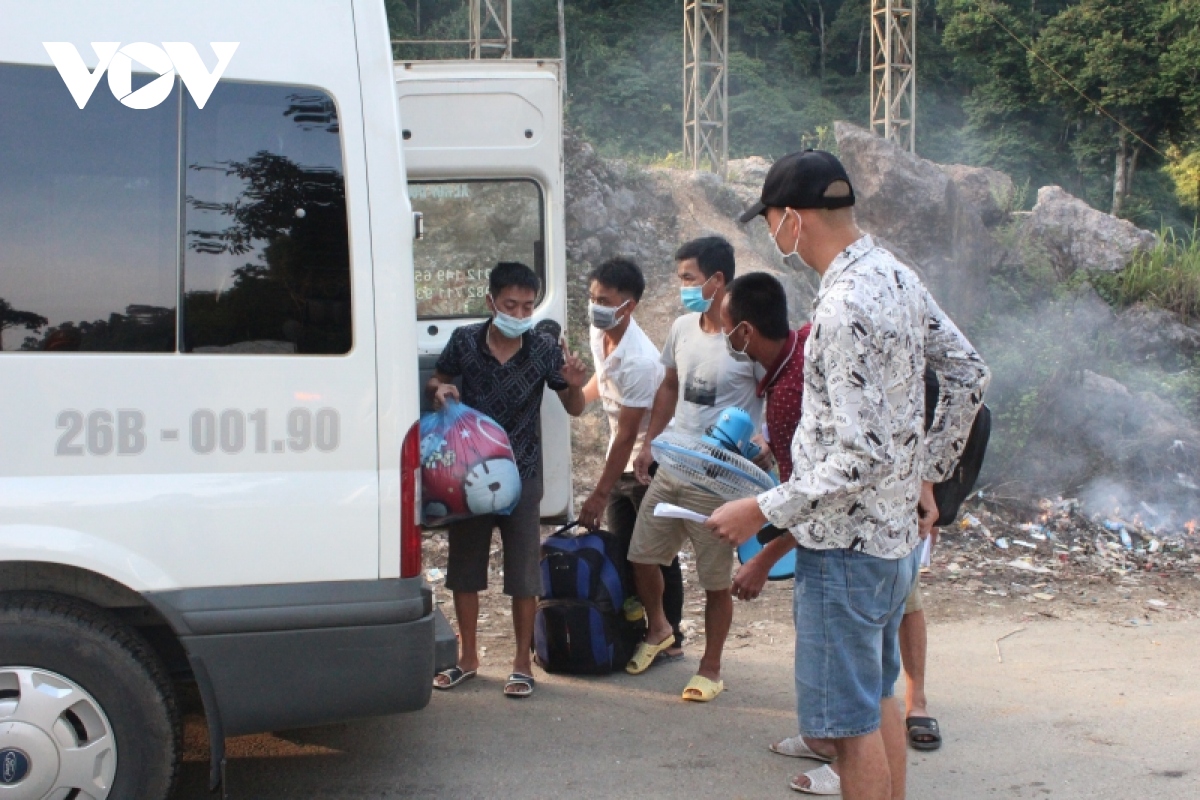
[
  {"xmin": 769, "ymin": 735, "xmax": 835, "ymax": 762},
  {"xmin": 433, "ymin": 666, "xmax": 476, "ymax": 691},
  {"xmin": 788, "ymin": 764, "xmax": 841, "ymax": 795},
  {"xmin": 680, "ymin": 674, "xmax": 724, "ymax": 702},
  {"xmin": 504, "ymin": 672, "xmax": 535, "ymax": 698},
  {"xmin": 906, "ymin": 716, "xmax": 942, "ymax": 751},
  {"xmin": 625, "ymin": 634, "xmax": 676, "ymax": 675}
]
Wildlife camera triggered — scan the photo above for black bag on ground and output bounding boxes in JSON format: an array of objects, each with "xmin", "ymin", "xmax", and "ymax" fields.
[
  {"xmin": 534, "ymin": 522, "xmax": 645, "ymax": 675},
  {"xmin": 924, "ymin": 368, "xmax": 991, "ymax": 526}
]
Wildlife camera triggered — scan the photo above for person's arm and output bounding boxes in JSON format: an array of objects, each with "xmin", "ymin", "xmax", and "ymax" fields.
[
  {"xmin": 427, "ymin": 330, "xmax": 464, "ymax": 409},
  {"xmin": 553, "ymin": 339, "xmax": 589, "ymax": 417},
  {"xmin": 921, "ymin": 289, "xmax": 991, "ymax": 484},
  {"xmin": 582, "ymin": 374, "xmax": 601, "ymax": 405},
  {"xmin": 732, "ymin": 534, "xmax": 795, "ymax": 601},
  {"xmin": 578, "ymin": 404, "xmax": 647, "ymax": 530},
  {"xmin": 426, "ymin": 370, "xmax": 460, "ymax": 409},
  {"xmin": 632, "ymin": 368, "xmax": 679, "ymax": 483}
]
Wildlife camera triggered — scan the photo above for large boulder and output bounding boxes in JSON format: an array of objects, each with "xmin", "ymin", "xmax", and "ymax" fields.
[
  {"xmin": 1022, "ymin": 186, "xmax": 1156, "ymax": 276},
  {"xmin": 1117, "ymin": 304, "xmax": 1200, "ymax": 364},
  {"xmin": 833, "ymin": 121, "xmax": 996, "ymax": 319},
  {"xmin": 938, "ymin": 163, "xmax": 1015, "ymax": 227}
]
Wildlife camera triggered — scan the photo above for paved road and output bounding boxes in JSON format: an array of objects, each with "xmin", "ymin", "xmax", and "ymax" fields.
[{"xmin": 174, "ymin": 616, "xmax": 1200, "ymax": 799}]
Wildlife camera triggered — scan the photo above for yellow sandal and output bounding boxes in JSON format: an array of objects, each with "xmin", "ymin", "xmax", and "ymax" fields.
[
  {"xmin": 681, "ymin": 675, "xmax": 724, "ymax": 702},
  {"xmin": 625, "ymin": 635, "xmax": 676, "ymax": 675}
]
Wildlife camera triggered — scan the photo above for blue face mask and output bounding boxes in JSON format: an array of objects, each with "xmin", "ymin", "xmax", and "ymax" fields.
[
  {"xmin": 489, "ymin": 294, "xmax": 535, "ymax": 339},
  {"xmin": 680, "ymin": 275, "xmax": 715, "ymax": 313}
]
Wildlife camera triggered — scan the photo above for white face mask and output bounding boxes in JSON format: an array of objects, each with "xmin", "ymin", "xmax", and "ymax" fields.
[
  {"xmin": 588, "ymin": 299, "xmax": 630, "ymax": 331},
  {"xmin": 724, "ymin": 323, "xmax": 752, "ymax": 363},
  {"xmin": 771, "ymin": 209, "xmax": 809, "ymax": 271}
]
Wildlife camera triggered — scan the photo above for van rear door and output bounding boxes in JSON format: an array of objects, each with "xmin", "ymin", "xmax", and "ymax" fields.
[{"xmin": 395, "ymin": 60, "xmax": 571, "ymax": 522}]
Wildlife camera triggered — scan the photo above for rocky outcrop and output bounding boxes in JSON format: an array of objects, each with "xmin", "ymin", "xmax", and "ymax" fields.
[
  {"xmin": 1118, "ymin": 304, "xmax": 1200, "ymax": 364},
  {"xmin": 1022, "ymin": 186, "xmax": 1157, "ymax": 276},
  {"xmin": 833, "ymin": 121, "xmax": 996, "ymax": 319},
  {"xmin": 563, "ymin": 130, "xmax": 677, "ymax": 270},
  {"xmin": 938, "ymin": 163, "xmax": 1015, "ymax": 227}
]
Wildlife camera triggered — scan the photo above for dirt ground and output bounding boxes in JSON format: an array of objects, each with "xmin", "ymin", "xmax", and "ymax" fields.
[{"xmin": 173, "ymin": 529, "xmax": 1200, "ymax": 799}]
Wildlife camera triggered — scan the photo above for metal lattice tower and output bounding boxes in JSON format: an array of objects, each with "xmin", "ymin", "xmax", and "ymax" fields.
[
  {"xmin": 870, "ymin": 0, "xmax": 916, "ymax": 152},
  {"xmin": 470, "ymin": 0, "xmax": 512, "ymax": 59},
  {"xmin": 683, "ymin": 0, "xmax": 728, "ymax": 176}
]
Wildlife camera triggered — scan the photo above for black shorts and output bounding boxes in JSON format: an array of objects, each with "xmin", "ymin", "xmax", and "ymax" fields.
[{"xmin": 445, "ymin": 473, "xmax": 544, "ymax": 597}]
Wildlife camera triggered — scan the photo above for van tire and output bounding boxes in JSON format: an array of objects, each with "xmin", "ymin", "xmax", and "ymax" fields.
[{"xmin": 0, "ymin": 591, "xmax": 180, "ymax": 800}]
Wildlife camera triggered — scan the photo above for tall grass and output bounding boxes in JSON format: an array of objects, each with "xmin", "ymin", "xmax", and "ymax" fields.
[{"xmin": 1113, "ymin": 227, "xmax": 1200, "ymax": 322}]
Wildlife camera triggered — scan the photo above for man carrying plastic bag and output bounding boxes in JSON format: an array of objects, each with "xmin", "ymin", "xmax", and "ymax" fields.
[{"xmin": 427, "ymin": 262, "xmax": 588, "ymax": 699}]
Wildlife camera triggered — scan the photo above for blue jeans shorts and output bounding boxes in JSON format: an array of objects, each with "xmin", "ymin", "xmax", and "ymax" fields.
[{"xmin": 793, "ymin": 545, "xmax": 919, "ymax": 739}]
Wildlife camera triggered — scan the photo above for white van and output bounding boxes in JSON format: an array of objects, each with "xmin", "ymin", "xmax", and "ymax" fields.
[{"xmin": 0, "ymin": 2, "xmax": 575, "ymax": 797}]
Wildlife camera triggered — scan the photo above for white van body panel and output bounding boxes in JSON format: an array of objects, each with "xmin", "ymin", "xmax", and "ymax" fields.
[
  {"xmin": 396, "ymin": 60, "xmax": 572, "ymax": 519},
  {"xmin": 0, "ymin": 0, "xmax": 412, "ymax": 589}
]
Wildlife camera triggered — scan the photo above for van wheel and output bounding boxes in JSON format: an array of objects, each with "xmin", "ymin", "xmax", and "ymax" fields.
[{"xmin": 0, "ymin": 592, "xmax": 179, "ymax": 800}]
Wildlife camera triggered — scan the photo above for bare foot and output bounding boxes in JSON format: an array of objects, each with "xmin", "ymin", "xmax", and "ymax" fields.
[{"xmin": 433, "ymin": 656, "xmax": 479, "ymax": 688}]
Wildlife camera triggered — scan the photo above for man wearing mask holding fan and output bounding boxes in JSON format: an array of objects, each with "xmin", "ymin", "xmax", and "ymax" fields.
[{"xmin": 624, "ymin": 236, "xmax": 765, "ymax": 703}]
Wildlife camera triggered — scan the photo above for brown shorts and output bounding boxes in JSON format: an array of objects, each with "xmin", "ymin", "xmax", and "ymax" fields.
[
  {"xmin": 904, "ymin": 572, "xmax": 923, "ymax": 613},
  {"xmin": 628, "ymin": 470, "xmax": 733, "ymax": 591},
  {"xmin": 446, "ymin": 473, "xmax": 544, "ymax": 598}
]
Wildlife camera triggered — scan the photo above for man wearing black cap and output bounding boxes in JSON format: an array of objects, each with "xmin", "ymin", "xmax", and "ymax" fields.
[{"xmin": 707, "ymin": 150, "xmax": 990, "ymax": 799}]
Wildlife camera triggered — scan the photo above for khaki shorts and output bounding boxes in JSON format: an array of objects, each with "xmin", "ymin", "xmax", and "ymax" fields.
[
  {"xmin": 904, "ymin": 571, "xmax": 923, "ymax": 613},
  {"xmin": 628, "ymin": 470, "xmax": 733, "ymax": 591}
]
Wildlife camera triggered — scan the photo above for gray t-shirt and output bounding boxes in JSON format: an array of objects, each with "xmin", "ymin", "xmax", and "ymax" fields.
[{"xmin": 661, "ymin": 313, "xmax": 764, "ymax": 437}]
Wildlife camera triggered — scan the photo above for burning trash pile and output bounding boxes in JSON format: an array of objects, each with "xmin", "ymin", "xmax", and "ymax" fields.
[{"xmin": 935, "ymin": 493, "xmax": 1200, "ymax": 590}]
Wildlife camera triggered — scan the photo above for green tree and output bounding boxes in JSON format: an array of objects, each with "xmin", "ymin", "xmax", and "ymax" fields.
[
  {"xmin": 1031, "ymin": 0, "xmax": 1190, "ymax": 216},
  {"xmin": 0, "ymin": 297, "xmax": 47, "ymax": 351}
]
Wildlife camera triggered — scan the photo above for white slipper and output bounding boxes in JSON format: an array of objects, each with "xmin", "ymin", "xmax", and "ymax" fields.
[
  {"xmin": 769, "ymin": 735, "xmax": 835, "ymax": 762},
  {"xmin": 789, "ymin": 764, "xmax": 841, "ymax": 795}
]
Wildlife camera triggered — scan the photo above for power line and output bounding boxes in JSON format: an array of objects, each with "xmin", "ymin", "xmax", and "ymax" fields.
[{"xmin": 974, "ymin": 0, "xmax": 1165, "ymax": 158}]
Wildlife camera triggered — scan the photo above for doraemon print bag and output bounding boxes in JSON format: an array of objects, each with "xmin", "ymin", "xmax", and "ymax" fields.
[{"xmin": 419, "ymin": 400, "xmax": 523, "ymax": 526}]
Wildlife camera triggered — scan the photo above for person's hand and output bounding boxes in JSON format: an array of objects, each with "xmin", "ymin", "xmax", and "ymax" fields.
[
  {"xmin": 560, "ymin": 338, "xmax": 589, "ymax": 388},
  {"xmin": 578, "ymin": 491, "xmax": 607, "ymax": 531},
  {"xmin": 750, "ymin": 435, "xmax": 775, "ymax": 472},
  {"xmin": 432, "ymin": 381, "xmax": 460, "ymax": 410},
  {"xmin": 733, "ymin": 556, "xmax": 770, "ymax": 601},
  {"xmin": 706, "ymin": 497, "xmax": 768, "ymax": 546},
  {"xmin": 918, "ymin": 480, "xmax": 938, "ymax": 540},
  {"xmin": 633, "ymin": 446, "xmax": 655, "ymax": 485}
]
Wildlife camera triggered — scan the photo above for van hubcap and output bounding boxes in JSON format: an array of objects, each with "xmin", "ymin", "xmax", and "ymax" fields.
[{"xmin": 0, "ymin": 667, "xmax": 117, "ymax": 800}]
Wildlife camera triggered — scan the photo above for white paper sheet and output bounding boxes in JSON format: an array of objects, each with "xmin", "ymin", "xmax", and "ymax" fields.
[
  {"xmin": 653, "ymin": 502, "xmax": 709, "ymax": 524},
  {"xmin": 918, "ymin": 535, "xmax": 932, "ymax": 568}
]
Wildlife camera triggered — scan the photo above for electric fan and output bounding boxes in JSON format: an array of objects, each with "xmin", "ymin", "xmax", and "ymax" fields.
[{"xmin": 650, "ymin": 408, "xmax": 795, "ymax": 580}]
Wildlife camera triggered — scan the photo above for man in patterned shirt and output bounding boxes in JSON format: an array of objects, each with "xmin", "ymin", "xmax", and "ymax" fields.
[{"xmin": 709, "ymin": 151, "xmax": 990, "ymax": 799}]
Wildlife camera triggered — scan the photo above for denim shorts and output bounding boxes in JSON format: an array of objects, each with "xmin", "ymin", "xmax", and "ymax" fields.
[{"xmin": 792, "ymin": 545, "xmax": 919, "ymax": 739}]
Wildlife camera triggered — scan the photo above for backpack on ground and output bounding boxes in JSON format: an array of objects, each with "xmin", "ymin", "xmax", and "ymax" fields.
[{"xmin": 534, "ymin": 522, "xmax": 645, "ymax": 675}]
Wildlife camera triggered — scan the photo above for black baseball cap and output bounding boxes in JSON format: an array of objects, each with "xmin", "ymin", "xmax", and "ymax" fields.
[{"xmin": 738, "ymin": 149, "xmax": 855, "ymax": 224}]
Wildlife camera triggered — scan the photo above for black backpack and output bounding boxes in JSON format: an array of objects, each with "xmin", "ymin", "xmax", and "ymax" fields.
[
  {"xmin": 534, "ymin": 523, "xmax": 645, "ymax": 675},
  {"xmin": 924, "ymin": 368, "xmax": 991, "ymax": 526}
]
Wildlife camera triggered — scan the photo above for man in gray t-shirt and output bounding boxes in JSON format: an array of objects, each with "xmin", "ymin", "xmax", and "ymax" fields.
[
  {"xmin": 624, "ymin": 236, "xmax": 764, "ymax": 704},
  {"xmin": 661, "ymin": 311, "xmax": 763, "ymax": 436}
]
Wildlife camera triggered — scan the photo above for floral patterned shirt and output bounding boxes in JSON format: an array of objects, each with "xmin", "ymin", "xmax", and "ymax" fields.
[{"xmin": 755, "ymin": 235, "xmax": 991, "ymax": 559}]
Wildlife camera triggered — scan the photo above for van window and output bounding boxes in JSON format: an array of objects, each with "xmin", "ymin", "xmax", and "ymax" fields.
[
  {"xmin": 182, "ymin": 83, "xmax": 351, "ymax": 354},
  {"xmin": 0, "ymin": 64, "xmax": 178, "ymax": 352},
  {"xmin": 409, "ymin": 180, "xmax": 545, "ymax": 319}
]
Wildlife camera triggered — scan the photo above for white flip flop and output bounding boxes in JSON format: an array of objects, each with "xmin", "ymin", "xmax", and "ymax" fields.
[
  {"xmin": 769, "ymin": 735, "xmax": 835, "ymax": 762},
  {"xmin": 789, "ymin": 764, "xmax": 841, "ymax": 795}
]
